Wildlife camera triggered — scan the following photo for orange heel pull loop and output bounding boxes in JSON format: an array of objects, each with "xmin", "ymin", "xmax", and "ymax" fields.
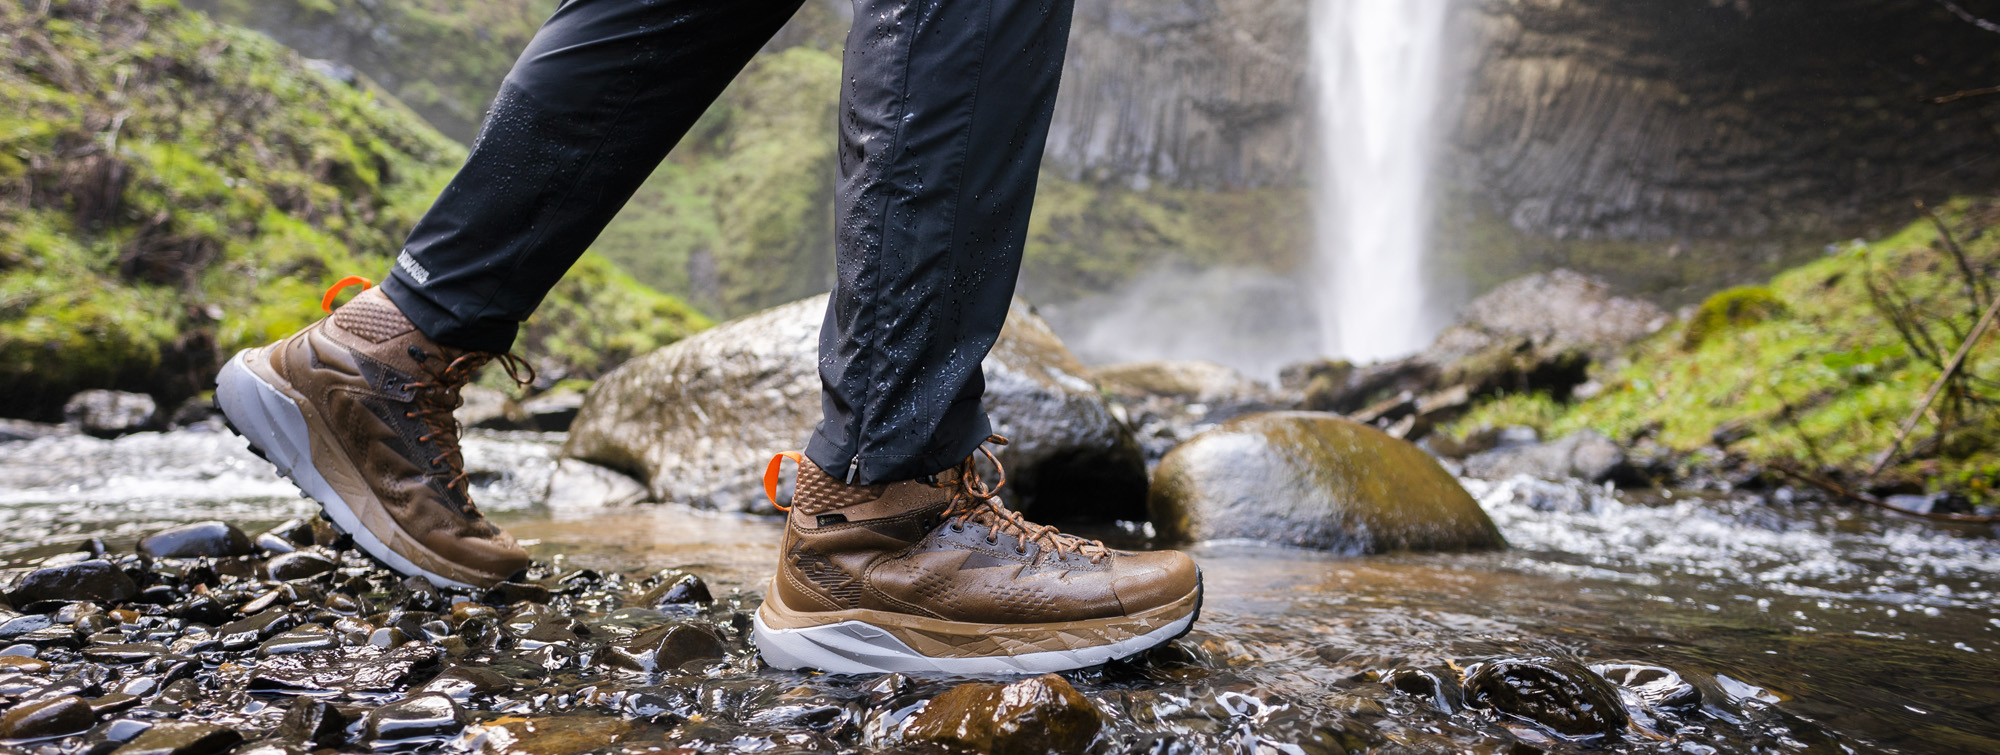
[
  {"xmin": 764, "ymin": 451, "xmax": 807, "ymax": 512},
  {"xmin": 321, "ymin": 276, "xmax": 375, "ymax": 313}
]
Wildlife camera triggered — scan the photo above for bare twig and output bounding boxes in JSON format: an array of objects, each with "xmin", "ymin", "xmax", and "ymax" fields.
[
  {"xmin": 1917, "ymin": 200, "xmax": 1992, "ymax": 313},
  {"xmin": 1935, "ymin": 85, "xmax": 2000, "ymax": 104},
  {"xmin": 1768, "ymin": 382, "xmax": 1832, "ymax": 472},
  {"xmin": 1772, "ymin": 462, "xmax": 2000, "ymax": 523},
  {"xmin": 1871, "ymin": 288, "xmax": 2000, "ymax": 476},
  {"xmin": 1934, "ymin": 0, "xmax": 2000, "ymax": 34}
]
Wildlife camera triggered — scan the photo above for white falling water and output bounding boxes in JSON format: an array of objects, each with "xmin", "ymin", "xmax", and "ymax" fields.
[{"xmin": 1310, "ymin": 0, "xmax": 1451, "ymax": 363}]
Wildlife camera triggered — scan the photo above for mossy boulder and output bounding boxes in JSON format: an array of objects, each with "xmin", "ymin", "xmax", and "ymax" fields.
[
  {"xmin": 561, "ymin": 294, "xmax": 1146, "ymax": 518},
  {"xmin": 1149, "ymin": 412, "xmax": 1503, "ymax": 553},
  {"xmin": 1680, "ymin": 285, "xmax": 1788, "ymax": 350}
]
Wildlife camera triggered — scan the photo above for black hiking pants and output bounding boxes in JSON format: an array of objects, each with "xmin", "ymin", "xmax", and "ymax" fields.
[{"xmin": 378, "ymin": 0, "xmax": 1075, "ymax": 484}]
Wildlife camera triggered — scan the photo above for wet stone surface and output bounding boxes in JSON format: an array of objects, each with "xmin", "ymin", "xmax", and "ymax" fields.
[
  {"xmin": 2, "ymin": 427, "xmax": 2000, "ymax": 752},
  {"xmin": 0, "ymin": 517, "xmax": 1819, "ymax": 755}
]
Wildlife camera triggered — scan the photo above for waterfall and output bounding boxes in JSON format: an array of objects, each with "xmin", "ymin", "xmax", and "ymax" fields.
[{"xmin": 1310, "ymin": 0, "xmax": 1451, "ymax": 364}]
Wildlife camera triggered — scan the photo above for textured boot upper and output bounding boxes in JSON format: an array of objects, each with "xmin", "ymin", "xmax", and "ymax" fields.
[
  {"xmin": 268, "ymin": 287, "xmax": 529, "ymax": 580},
  {"xmin": 774, "ymin": 458, "xmax": 1199, "ymax": 624}
]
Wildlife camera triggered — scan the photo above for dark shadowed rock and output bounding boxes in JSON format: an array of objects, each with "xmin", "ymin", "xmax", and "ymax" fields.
[
  {"xmin": 521, "ymin": 390, "xmax": 585, "ymax": 431},
  {"xmin": 276, "ymin": 696, "xmax": 348, "ymax": 747},
  {"xmin": 266, "ymin": 550, "xmax": 337, "ymax": 581},
  {"xmin": 138, "ymin": 522, "xmax": 252, "ymax": 559},
  {"xmin": 601, "ymin": 622, "xmax": 728, "ymax": 673},
  {"xmin": 363, "ymin": 694, "xmax": 466, "ymax": 752},
  {"xmin": 638, "ymin": 572, "xmax": 712, "ymax": 608},
  {"xmin": 1464, "ymin": 658, "xmax": 1629, "ymax": 740},
  {"xmin": 1150, "ymin": 412, "xmax": 1503, "ymax": 553},
  {"xmin": 1383, "ymin": 667, "xmax": 1462, "ymax": 714},
  {"xmin": 64, "ymin": 390, "xmax": 159, "ymax": 438},
  {"xmin": 562, "ymin": 295, "xmax": 1146, "ymax": 519},
  {"xmin": 10, "ymin": 559, "xmax": 139, "ymax": 604},
  {"xmin": 905, "ymin": 674, "xmax": 1102, "ymax": 755},
  {"xmin": 112, "ymin": 721, "xmax": 243, "ymax": 755},
  {"xmin": 0, "ymin": 695, "xmax": 94, "ymax": 739}
]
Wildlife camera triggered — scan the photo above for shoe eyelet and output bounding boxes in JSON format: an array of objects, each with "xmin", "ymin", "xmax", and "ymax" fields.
[
  {"xmin": 950, "ymin": 523, "xmax": 964, "ymax": 533},
  {"xmin": 1014, "ymin": 546, "xmax": 1027, "ymax": 556}
]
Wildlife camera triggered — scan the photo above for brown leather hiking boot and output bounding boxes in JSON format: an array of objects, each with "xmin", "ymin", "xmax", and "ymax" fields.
[
  {"xmin": 214, "ymin": 278, "xmax": 532, "ymax": 588},
  {"xmin": 754, "ymin": 437, "xmax": 1202, "ymax": 674}
]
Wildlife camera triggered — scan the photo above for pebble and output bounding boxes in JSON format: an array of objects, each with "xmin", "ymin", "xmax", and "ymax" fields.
[
  {"xmin": 9, "ymin": 560, "xmax": 140, "ymax": 604},
  {"xmin": 362, "ymin": 693, "xmax": 466, "ymax": 751},
  {"xmin": 1463, "ymin": 658, "xmax": 1629, "ymax": 739},
  {"xmin": 111, "ymin": 721, "xmax": 243, "ymax": 755},
  {"xmin": 0, "ymin": 695, "xmax": 95, "ymax": 740},
  {"xmin": 600, "ymin": 622, "xmax": 728, "ymax": 673},
  {"xmin": 638, "ymin": 571, "xmax": 712, "ymax": 607},
  {"xmin": 274, "ymin": 696, "xmax": 350, "ymax": 748},
  {"xmin": 137, "ymin": 522, "xmax": 253, "ymax": 559},
  {"xmin": 905, "ymin": 674, "xmax": 1103, "ymax": 755},
  {"xmin": 265, "ymin": 551, "xmax": 337, "ymax": 582}
]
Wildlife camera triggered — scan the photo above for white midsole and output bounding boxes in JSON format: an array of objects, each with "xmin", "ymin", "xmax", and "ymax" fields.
[
  {"xmin": 752, "ymin": 594, "xmax": 1197, "ymax": 676},
  {"xmin": 214, "ymin": 348, "xmax": 478, "ymax": 590}
]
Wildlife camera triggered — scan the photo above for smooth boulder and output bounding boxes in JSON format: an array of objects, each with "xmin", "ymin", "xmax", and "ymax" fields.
[
  {"xmin": 138, "ymin": 521, "xmax": 253, "ymax": 559},
  {"xmin": 905, "ymin": 674, "xmax": 1102, "ymax": 755},
  {"xmin": 63, "ymin": 390, "xmax": 158, "ymax": 438},
  {"xmin": 1149, "ymin": 412, "xmax": 1503, "ymax": 553},
  {"xmin": 562, "ymin": 295, "xmax": 1145, "ymax": 518},
  {"xmin": 1461, "ymin": 429, "xmax": 1629, "ymax": 483}
]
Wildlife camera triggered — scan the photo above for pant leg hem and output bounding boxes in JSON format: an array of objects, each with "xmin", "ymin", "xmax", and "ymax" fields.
[
  {"xmin": 381, "ymin": 273, "xmax": 520, "ymax": 353},
  {"xmin": 805, "ymin": 411, "xmax": 993, "ymax": 486}
]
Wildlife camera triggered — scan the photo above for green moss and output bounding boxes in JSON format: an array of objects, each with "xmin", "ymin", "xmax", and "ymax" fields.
[
  {"xmin": 1018, "ymin": 174, "xmax": 1309, "ymax": 304},
  {"xmin": 591, "ymin": 46, "xmax": 841, "ymax": 318},
  {"xmin": 0, "ymin": 0, "xmax": 707, "ymax": 417},
  {"xmin": 186, "ymin": 0, "xmax": 552, "ymax": 142},
  {"xmin": 1446, "ymin": 197, "xmax": 2000, "ymax": 499},
  {"xmin": 1680, "ymin": 285, "xmax": 1789, "ymax": 350}
]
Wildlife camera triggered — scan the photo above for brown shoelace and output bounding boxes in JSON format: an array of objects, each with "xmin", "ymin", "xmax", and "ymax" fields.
[
  {"xmin": 402, "ymin": 347, "xmax": 535, "ymax": 499},
  {"xmin": 937, "ymin": 435, "xmax": 1110, "ymax": 564}
]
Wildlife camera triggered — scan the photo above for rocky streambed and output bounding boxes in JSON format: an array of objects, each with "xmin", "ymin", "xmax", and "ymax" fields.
[{"xmin": 0, "ymin": 429, "xmax": 1995, "ymax": 753}]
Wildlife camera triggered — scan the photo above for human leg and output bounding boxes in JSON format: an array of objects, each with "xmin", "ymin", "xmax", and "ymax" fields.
[{"xmin": 218, "ymin": 0, "xmax": 804, "ymax": 587}]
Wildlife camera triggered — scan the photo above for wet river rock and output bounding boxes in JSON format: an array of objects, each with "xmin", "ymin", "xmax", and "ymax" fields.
[
  {"xmin": 136, "ymin": 522, "xmax": 252, "ymax": 559},
  {"xmin": 7, "ymin": 559, "xmax": 140, "ymax": 604},
  {"xmin": 1149, "ymin": 412, "xmax": 1504, "ymax": 553},
  {"xmin": 602, "ymin": 622, "xmax": 729, "ymax": 673},
  {"xmin": 1463, "ymin": 658, "xmax": 1630, "ymax": 739},
  {"xmin": 0, "ymin": 694, "xmax": 95, "ymax": 739},
  {"xmin": 562, "ymin": 294, "xmax": 1147, "ymax": 519},
  {"xmin": 112, "ymin": 721, "xmax": 243, "ymax": 755},
  {"xmin": 363, "ymin": 693, "xmax": 467, "ymax": 751},
  {"xmin": 904, "ymin": 673, "xmax": 1103, "ymax": 755}
]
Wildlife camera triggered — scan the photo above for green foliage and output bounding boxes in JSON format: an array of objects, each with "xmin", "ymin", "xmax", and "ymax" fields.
[
  {"xmin": 0, "ymin": 0, "xmax": 706, "ymax": 417},
  {"xmin": 1447, "ymin": 198, "xmax": 2000, "ymax": 498},
  {"xmin": 1680, "ymin": 285, "xmax": 1788, "ymax": 350},
  {"xmin": 1019, "ymin": 174, "xmax": 1309, "ymax": 304},
  {"xmin": 516, "ymin": 252, "xmax": 711, "ymax": 385},
  {"xmin": 592, "ymin": 47, "xmax": 841, "ymax": 319},
  {"xmin": 186, "ymin": 0, "xmax": 552, "ymax": 142}
]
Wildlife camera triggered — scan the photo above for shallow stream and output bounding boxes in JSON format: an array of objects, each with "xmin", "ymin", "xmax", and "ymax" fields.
[{"xmin": 1, "ymin": 428, "xmax": 1995, "ymax": 753}]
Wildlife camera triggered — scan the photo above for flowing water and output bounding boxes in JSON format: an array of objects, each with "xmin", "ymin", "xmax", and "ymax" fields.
[
  {"xmin": 3, "ymin": 429, "xmax": 1998, "ymax": 752},
  {"xmin": 1309, "ymin": 0, "xmax": 1452, "ymax": 363}
]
